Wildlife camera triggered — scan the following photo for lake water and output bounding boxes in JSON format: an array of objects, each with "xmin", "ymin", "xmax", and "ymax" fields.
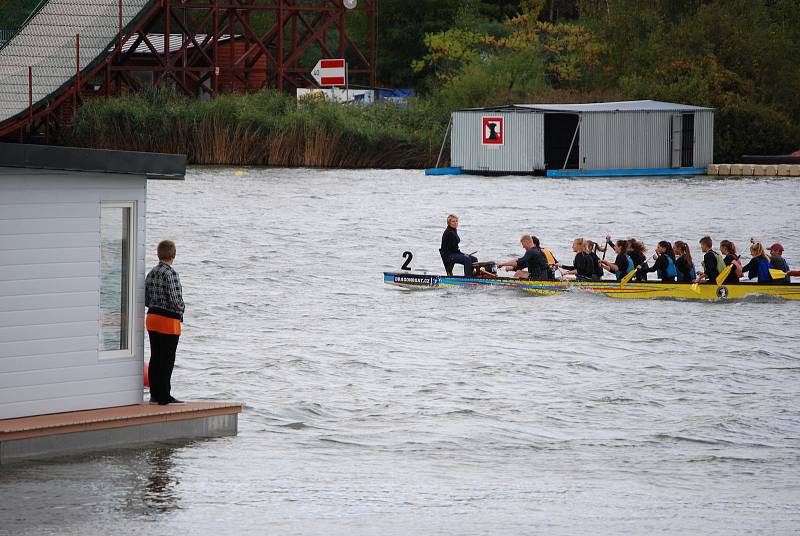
[{"xmin": 2, "ymin": 169, "xmax": 799, "ymax": 535}]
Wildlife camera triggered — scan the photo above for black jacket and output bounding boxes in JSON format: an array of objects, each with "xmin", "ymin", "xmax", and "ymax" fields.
[
  {"xmin": 518, "ymin": 247, "xmax": 554, "ymax": 280},
  {"xmin": 562, "ymin": 252, "xmax": 594, "ymax": 279},
  {"xmin": 440, "ymin": 226, "xmax": 462, "ymax": 257}
]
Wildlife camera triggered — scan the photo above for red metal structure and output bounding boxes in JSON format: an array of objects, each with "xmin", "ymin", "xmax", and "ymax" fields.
[{"xmin": 0, "ymin": 0, "xmax": 377, "ymax": 141}]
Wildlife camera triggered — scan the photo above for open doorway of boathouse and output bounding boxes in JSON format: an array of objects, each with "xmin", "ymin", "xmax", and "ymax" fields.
[{"xmin": 544, "ymin": 113, "xmax": 580, "ymax": 170}]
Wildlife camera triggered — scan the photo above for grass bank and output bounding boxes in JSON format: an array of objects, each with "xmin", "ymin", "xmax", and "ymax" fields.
[{"xmin": 66, "ymin": 90, "xmax": 450, "ymax": 168}]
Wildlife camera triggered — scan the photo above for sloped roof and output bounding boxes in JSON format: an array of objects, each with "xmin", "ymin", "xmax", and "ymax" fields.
[
  {"xmin": 0, "ymin": 0, "xmax": 151, "ymax": 124},
  {"xmin": 457, "ymin": 100, "xmax": 714, "ymax": 113}
]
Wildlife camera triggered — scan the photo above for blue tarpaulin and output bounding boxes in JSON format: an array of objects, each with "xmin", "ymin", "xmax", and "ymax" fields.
[{"xmin": 377, "ymin": 89, "xmax": 414, "ymax": 106}]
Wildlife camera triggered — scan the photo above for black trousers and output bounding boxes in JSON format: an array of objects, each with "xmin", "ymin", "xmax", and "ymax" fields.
[{"xmin": 148, "ymin": 331, "xmax": 180, "ymax": 403}]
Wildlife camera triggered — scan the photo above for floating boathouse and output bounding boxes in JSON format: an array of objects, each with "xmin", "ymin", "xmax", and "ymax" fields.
[
  {"xmin": 449, "ymin": 100, "xmax": 714, "ymax": 177},
  {"xmin": 0, "ymin": 143, "xmax": 240, "ymax": 463}
]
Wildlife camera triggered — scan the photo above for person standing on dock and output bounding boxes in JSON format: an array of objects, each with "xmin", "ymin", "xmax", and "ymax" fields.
[
  {"xmin": 440, "ymin": 214, "xmax": 478, "ymax": 276},
  {"xmin": 145, "ymin": 240, "xmax": 185, "ymax": 405}
]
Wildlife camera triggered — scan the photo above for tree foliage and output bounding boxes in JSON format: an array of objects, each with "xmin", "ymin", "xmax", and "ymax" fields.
[{"xmin": 397, "ymin": 0, "xmax": 800, "ymax": 161}]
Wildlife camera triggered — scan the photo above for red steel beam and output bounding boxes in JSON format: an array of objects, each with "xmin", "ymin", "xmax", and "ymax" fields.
[{"xmin": 0, "ymin": 0, "xmax": 377, "ymax": 140}]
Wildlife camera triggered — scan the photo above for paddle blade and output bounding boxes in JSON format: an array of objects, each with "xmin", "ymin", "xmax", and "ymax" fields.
[
  {"xmin": 690, "ymin": 282, "xmax": 701, "ymax": 294},
  {"xmin": 769, "ymin": 268, "xmax": 787, "ymax": 279},
  {"xmin": 715, "ymin": 264, "xmax": 733, "ymax": 286},
  {"xmin": 620, "ymin": 268, "xmax": 637, "ymax": 286}
]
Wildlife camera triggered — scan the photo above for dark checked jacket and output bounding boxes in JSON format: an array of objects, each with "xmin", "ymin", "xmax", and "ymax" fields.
[{"xmin": 145, "ymin": 261, "xmax": 185, "ymax": 321}]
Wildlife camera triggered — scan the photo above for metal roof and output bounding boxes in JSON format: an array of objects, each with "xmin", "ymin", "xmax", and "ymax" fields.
[
  {"xmin": 457, "ymin": 100, "xmax": 714, "ymax": 113},
  {"xmin": 119, "ymin": 33, "xmax": 242, "ymax": 55},
  {"xmin": 0, "ymin": 143, "xmax": 186, "ymax": 179},
  {"xmin": 0, "ymin": 0, "xmax": 151, "ymax": 124}
]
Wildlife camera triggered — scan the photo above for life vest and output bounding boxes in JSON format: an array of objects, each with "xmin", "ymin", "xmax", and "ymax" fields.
[
  {"xmin": 616, "ymin": 254, "xmax": 634, "ymax": 280},
  {"xmin": 749, "ymin": 257, "xmax": 772, "ymax": 282},
  {"xmin": 543, "ymin": 248, "xmax": 557, "ymax": 266},
  {"xmin": 712, "ymin": 250, "xmax": 726, "ymax": 275},
  {"xmin": 657, "ymin": 253, "xmax": 677, "ymax": 280}
]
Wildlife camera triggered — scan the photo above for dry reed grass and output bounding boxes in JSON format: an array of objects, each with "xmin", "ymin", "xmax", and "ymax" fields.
[{"xmin": 66, "ymin": 90, "xmax": 445, "ymax": 169}]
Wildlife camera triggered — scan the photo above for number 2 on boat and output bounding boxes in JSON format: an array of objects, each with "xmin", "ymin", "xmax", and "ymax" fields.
[{"xmin": 401, "ymin": 251, "xmax": 413, "ymax": 270}]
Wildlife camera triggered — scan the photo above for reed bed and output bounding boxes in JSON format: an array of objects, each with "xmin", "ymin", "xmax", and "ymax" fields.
[{"xmin": 66, "ymin": 90, "xmax": 448, "ymax": 169}]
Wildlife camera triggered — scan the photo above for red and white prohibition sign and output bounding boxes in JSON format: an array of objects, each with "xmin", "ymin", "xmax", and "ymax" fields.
[{"xmin": 482, "ymin": 116, "xmax": 504, "ymax": 145}]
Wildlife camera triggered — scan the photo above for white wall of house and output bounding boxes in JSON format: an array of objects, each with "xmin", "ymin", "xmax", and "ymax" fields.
[{"xmin": 0, "ymin": 167, "xmax": 146, "ymax": 420}]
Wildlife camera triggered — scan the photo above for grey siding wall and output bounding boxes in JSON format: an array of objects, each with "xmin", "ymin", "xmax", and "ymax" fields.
[
  {"xmin": 579, "ymin": 111, "xmax": 673, "ymax": 170},
  {"xmin": 0, "ymin": 169, "xmax": 146, "ymax": 420},
  {"xmin": 694, "ymin": 111, "xmax": 714, "ymax": 167},
  {"xmin": 451, "ymin": 111, "xmax": 544, "ymax": 172},
  {"xmin": 580, "ymin": 110, "xmax": 714, "ymax": 170}
]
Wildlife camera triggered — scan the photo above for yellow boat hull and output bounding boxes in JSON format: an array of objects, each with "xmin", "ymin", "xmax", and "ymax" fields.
[{"xmin": 383, "ymin": 272, "xmax": 800, "ymax": 301}]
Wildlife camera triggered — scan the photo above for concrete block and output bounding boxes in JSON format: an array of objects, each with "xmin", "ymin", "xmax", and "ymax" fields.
[
  {"xmin": 707, "ymin": 164, "xmax": 719, "ymax": 175},
  {"xmin": 753, "ymin": 165, "xmax": 766, "ymax": 176},
  {"xmin": 740, "ymin": 164, "xmax": 755, "ymax": 176},
  {"xmin": 717, "ymin": 164, "xmax": 731, "ymax": 175},
  {"xmin": 729, "ymin": 164, "xmax": 743, "ymax": 176},
  {"xmin": 764, "ymin": 165, "xmax": 778, "ymax": 176},
  {"xmin": 790, "ymin": 165, "xmax": 800, "ymax": 177},
  {"xmin": 777, "ymin": 164, "xmax": 792, "ymax": 176}
]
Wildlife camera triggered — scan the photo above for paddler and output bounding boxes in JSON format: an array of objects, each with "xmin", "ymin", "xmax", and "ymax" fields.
[
  {"xmin": 695, "ymin": 236, "xmax": 725, "ymax": 283},
  {"xmin": 557, "ymin": 237, "xmax": 594, "ymax": 280},
  {"xmin": 600, "ymin": 239, "xmax": 634, "ymax": 280},
  {"xmin": 440, "ymin": 214, "xmax": 477, "ymax": 276},
  {"xmin": 741, "ymin": 241, "xmax": 774, "ymax": 282},
  {"xmin": 719, "ymin": 240, "xmax": 743, "ymax": 284},
  {"xmin": 768, "ymin": 243, "xmax": 790, "ymax": 282},
  {"xmin": 496, "ymin": 234, "xmax": 553, "ymax": 280},
  {"xmin": 635, "ymin": 240, "xmax": 677, "ymax": 282}
]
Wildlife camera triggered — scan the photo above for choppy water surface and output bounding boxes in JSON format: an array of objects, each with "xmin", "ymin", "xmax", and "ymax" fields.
[{"xmin": 2, "ymin": 169, "xmax": 800, "ymax": 535}]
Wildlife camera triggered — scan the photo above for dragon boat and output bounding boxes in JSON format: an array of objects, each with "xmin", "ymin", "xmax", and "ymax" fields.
[{"xmin": 383, "ymin": 262, "xmax": 800, "ymax": 301}]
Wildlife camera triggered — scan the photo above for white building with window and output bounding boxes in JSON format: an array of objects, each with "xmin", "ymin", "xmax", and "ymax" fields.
[{"xmin": 0, "ymin": 143, "xmax": 185, "ymax": 420}]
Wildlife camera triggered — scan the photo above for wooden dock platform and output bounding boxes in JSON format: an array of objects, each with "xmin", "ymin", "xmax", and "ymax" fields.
[{"xmin": 0, "ymin": 401, "xmax": 242, "ymax": 463}]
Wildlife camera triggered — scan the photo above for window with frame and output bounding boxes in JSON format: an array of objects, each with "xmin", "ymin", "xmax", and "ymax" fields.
[{"xmin": 99, "ymin": 202, "xmax": 136, "ymax": 356}]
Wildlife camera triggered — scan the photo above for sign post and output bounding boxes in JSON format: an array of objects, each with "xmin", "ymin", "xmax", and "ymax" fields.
[{"xmin": 311, "ymin": 58, "xmax": 346, "ymax": 87}]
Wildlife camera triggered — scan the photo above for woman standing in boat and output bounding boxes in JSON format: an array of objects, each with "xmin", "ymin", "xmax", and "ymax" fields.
[
  {"xmin": 440, "ymin": 214, "xmax": 477, "ymax": 276},
  {"xmin": 635, "ymin": 241, "xmax": 677, "ymax": 282},
  {"xmin": 673, "ymin": 241, "xmax": 697, "ymax": 282},
  {"xmin": 719, "ymin": 240, "xmax": 743, "ymax": 284},
  {"xmin": 557, "ymin": 238, "xmax": 594, "ymax": 280},
  {"xmin": 600, "ymin": 239, "xmax": 634, "ymax": 280}
]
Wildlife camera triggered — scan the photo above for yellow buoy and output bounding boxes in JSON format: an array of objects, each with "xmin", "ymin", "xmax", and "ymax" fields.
[{"xmin": 234, "ymin": 170, "xmax": 244, "ymax": 177}]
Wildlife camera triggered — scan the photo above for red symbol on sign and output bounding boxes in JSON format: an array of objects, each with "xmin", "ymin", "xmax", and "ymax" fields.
[{"xmin": 482, "ymin": 116, "xmax": 504, "ymax": 145}]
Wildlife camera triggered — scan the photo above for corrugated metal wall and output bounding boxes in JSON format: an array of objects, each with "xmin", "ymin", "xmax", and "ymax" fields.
[
  {"xmin": 693, "ymin": 111, "xmax": 714, "ymax": 167},
  {"xmin": 580, "ymin": 110, "xmax": 714, "ymax": 170},
  {"xmin": 580, "ymin": 111, "xmax": 672, "ymax": 170},
  {"xmin": 0, "ymin": 171, "xmax": 145, "ymax": 420},
  {"xmin": 451, "ymin": 111, "xmax": 544, "ymax": 173}
]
